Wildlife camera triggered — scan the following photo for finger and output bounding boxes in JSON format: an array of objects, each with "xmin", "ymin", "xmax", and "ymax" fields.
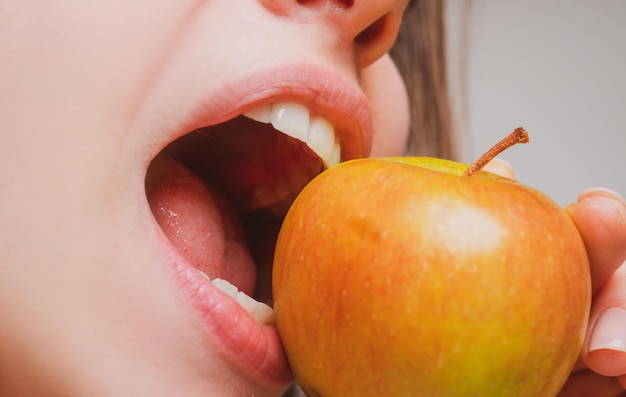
[
  {"xmin": 582, "ymin": 262, "xmax": 626, "ymax": 377},
  {"xmin": 557, "ymin": 368, "xmax": 626, "ymax": 397},
  {"xmin": 565, "ymin": 188, "xmax": 626, "ymax": 294},
  {"xmin": 566, "ymin": 188, "xmax": 626, "ymax": 378},
  {"xmin": 482, "ymin": 158, "xmax": 516, "ymax": 179}
]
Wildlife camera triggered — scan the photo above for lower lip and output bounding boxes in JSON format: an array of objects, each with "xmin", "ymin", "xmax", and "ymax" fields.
[{"xmin": 159, "ymin": 229, "xmax": 293, "ymax": 387}]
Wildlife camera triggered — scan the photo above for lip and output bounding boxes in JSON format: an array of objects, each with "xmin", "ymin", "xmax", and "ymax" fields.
[
  {"xmin": 159, "ymin": 227, "xmax": 293, "ymax": 386},
  {"xmin": 143, "ymin": 64, "xmax": 374, "ymax": 387},
  {"xmin": 169, "ymin": 63, "xmax": 374, "ymax": 163}
]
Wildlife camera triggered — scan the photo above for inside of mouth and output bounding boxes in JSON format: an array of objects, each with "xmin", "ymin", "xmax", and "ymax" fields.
[{"xmin": 145, "ymin": 116, "xmax": 323, "ymax": 305}]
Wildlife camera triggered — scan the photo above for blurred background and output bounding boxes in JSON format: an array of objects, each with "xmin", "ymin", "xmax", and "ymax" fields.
[{"xmin": 453, "ymin": 1, "xmax": 625, "ymax": 206}]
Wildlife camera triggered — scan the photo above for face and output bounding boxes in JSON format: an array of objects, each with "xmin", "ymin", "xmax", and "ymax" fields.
[{"xmin": 0, "ymin": 0, "xmax": 409, "ymax": 395}]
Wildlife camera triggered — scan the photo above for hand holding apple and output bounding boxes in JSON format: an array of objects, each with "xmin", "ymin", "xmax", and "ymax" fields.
[{"xmin": 273, "ymin": 128, "xmax": 591, "ymax": 397}]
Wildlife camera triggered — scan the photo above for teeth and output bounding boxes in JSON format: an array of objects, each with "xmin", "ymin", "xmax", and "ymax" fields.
[
  {"xmin": 272, "ymin": 103, "xmax": 310, "ymax": 142},
  {"xmin": 242, "ymin": 105, "xmax": 272, "ymax": 123},
  {"xmin": 244, "ymin": 102, "xmax": 341, "ymax": 168},
  {"xmin": 308, "ymin": 117, "xmax": 341, "ymax": 168},
  {"xmin": 208, "ymin": 276, "xmax": 276, "ymax": 326},
  {"xmin": 199, "ymin": 269, "xmax": 212, "ymax": 281},
  {"xmin": 234, "ymin": 290, "xmax": 276, "ymax": 326}
]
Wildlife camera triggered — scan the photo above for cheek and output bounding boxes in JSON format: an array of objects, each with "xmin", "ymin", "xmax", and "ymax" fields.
[{"xmin": 361, "ymin": 54, "xmax": 410, "ymax": 157}]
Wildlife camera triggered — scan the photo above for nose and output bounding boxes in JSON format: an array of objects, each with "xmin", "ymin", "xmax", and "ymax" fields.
[{"xmin": 258, "ymin": 0, "xmax": 408, "ymax": 67}]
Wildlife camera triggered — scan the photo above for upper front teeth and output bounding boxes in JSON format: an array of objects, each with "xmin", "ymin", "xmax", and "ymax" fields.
[{"xmin": 244, "ymin": 103, "xmax": 341, "ymax": 168}]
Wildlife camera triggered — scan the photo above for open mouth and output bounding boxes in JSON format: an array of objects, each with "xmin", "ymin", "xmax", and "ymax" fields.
[{"xmin": 144, "ymin": 99, "xmax": 351, "ymax": 386}]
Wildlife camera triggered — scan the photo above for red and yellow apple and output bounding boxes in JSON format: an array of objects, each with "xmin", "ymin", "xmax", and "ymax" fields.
[{"xmin": 273, "ymin": 135, "xmax": 591, "ymax": 397}]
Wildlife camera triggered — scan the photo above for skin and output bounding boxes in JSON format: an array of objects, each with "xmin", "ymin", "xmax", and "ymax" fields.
[
  {"xmin": 563, "ymin": 189, "xmax": 626, "ymax": 397},
  {"xmin": 0, "ymin": 1, "xmax": 624, "ymax": 396}
]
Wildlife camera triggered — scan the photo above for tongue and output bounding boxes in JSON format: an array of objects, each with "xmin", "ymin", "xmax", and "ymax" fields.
[{"xmin": 145, "ymin": 154, "xmax": 256, "ymax": 295}]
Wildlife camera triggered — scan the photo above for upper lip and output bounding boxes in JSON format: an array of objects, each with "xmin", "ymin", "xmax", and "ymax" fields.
[{"xmin": 160, "ymin": 63, "xmax": 374, "ymax": 163}]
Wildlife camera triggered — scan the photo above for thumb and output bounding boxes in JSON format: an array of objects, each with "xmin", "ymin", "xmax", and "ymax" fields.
[
  {"xmin": 582, "ymin": 262, "xmax": 626, "ymax": 379},
  {"xmin": 565, "ymin": 188, "xmax": 626, "ymax": 378}
]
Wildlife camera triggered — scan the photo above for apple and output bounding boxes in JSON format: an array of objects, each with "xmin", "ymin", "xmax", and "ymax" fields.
[{"xmin": 273, "ymin": 128, "xmax": 591, "ymax": 397}]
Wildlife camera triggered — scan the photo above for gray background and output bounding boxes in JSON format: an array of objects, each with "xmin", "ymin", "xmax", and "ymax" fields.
[{"xmin": 455, "ymin": 1, "xmax": 625, "ymax": 206}]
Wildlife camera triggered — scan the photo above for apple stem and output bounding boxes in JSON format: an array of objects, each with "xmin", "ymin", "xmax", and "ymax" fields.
[{"xmin": 463, "ymin": 127, "xmax": 530, "ymax": 177}]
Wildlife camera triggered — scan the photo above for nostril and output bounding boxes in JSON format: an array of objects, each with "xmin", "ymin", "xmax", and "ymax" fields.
[
  {"xmin": 296, "ymin": 0, "xmax": 354, "ymax": 7},
  {"xmin": 354, "ymin": 12, "xmax": 400, "ymax": 67},
  {"xmin": 354, "ymin": 14, "xmax": 388, "ymax": 46}
]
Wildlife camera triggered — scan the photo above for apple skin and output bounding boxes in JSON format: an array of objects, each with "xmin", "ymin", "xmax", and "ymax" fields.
[{"xmin": 273, "ymin": 157, "xmax": 591, "ymax": 397}]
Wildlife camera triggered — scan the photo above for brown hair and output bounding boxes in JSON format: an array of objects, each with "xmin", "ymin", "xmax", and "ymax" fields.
[{"xmin": 389, "ymin": 0, "xmax": 458, "ymax": 160}]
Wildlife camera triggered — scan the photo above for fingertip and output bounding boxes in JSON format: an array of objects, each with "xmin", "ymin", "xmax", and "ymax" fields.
[
  {"xmin": 570, "ymin": 187, "xmax": 626, "ymax": 386},
  {"xmin": 577, "ymin": 187, "xmax": 625, "ymax": 204},
  {"xmin": 566, "ymin": 188, "xmax": 626, "ymax": 293},
  {"xmin": 582, "ymin": 265, "xmax": 626, "ymax": 377},
  {"xmin": 482, "ymin": 158, "xmax": 516, "ymax": 180},
  {"xmin": 584, "ymin": 348, "xmax": 626, "ymax": 378},
  {"xmin": 588, "ymin": 306, "xmax": 626, "ymax": 351}
]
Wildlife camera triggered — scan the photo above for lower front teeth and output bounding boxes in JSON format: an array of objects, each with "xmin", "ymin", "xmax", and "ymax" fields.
[
  {"xmin": 209, "ymin": 276, "xmax": 276, "ymax": 326},
  {"xmin": 233, "ymin": 288, "xmax": 276, "ymax": 326}
]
